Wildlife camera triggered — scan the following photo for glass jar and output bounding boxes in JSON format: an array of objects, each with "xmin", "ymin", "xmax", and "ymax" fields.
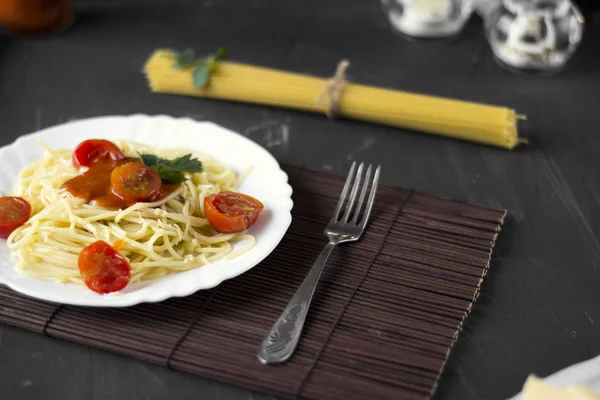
[
  {"xmin": 0, "ymin": 0, "xmax": 74, "ymax": 35},
  {"xmin": 484, "ymin": 0, "xmax": 584, "ymax": 73},
  {"xmin": 381, "ymin": 0, "xmax": 475, "ymax": 39},
  {"xmin": 475, "ymin": 0, "xmax": 501, "ymax": 19}
]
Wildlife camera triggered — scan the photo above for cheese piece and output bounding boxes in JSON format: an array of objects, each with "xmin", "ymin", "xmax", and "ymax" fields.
[
  {"xmin": 522, "ymin": 376, "xmax": 600, "ymax": 400},
  {"xmin": 523, "ymin": 376, "xmax": 568, "ymax": 400},
  {"xmin": 564, "ymin": 386, "xmax": 600, "ymax": 399}
]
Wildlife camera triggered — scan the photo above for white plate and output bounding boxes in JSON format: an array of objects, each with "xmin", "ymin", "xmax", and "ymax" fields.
[{"xmin": 0, "ymin": 114, "xmax": 293, "ymax": 307}]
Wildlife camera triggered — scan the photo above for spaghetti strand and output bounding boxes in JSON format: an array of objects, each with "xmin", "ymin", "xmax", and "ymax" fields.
[{"xmin": 7, "ymin": 140, "xmax": 256, "ymax": 287}]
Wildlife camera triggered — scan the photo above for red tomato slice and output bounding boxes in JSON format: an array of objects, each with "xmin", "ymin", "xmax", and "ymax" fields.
[
  {"xmin": 0, "ymin": 196, "xmax": 31, "ymax": 239},
  {"xmin": 204, "ymin": 191, "xmax": 264, "ymax": 233},
  {"xmin": 72, "ymin": 139, "xmax": 125, "ymax": 168},
  {"xmin": 78, "ymin": 240, "xmax": 131, "ymax": 294},
  {"xmin": 110, "ymin": 162, "xmax": 161, "ymax": 203}
]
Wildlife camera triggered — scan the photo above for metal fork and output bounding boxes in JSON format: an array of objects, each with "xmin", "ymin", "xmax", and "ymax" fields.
[{"xmin": 257, "ymin": 162, "xmax": 380, "ymax": 364}]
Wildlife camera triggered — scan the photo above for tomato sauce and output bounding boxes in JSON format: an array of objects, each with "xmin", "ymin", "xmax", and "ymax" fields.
[{"xmin": 61, "ymin": 158, "xmax": 180, "ymax": 210}]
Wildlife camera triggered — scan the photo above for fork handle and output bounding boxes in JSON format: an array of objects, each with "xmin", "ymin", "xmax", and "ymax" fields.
[{"xmin": 257, "ymin": 241, "xmax": 337, "ymax": 364}]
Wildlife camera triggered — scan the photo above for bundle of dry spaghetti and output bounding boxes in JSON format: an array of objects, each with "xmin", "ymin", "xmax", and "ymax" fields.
[{"xmin": 144, "ymin": 49, "xmax": 525, "ymax": 150}]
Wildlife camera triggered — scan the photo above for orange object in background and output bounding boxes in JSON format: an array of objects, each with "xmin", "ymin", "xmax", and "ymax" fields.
[{"xmin": 0, "ymin": 0, "xmax": 73, "ymax": 35}]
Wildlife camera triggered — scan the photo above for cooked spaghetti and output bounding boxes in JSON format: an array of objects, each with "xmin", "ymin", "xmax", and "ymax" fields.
[{"xmin": 6, "ymin": 140, "xmax": 257, "ymax": 288}]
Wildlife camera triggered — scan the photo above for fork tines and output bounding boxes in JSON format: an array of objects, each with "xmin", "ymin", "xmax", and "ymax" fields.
[{"xmin": 331, "ymin": 162, "xmax": 380, "ymax": 227}]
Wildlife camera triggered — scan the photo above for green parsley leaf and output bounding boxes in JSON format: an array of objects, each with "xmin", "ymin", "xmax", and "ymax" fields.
[
  {"xmin": 165, "ymin": 47, "xmax": 229, "ymax": 89},
  {"xmin": 172, "ymin": 48, "xmax": 196, "ymax": 69},
  {"xmin": 192, "ymin": 64, "xmax": 210, "ymax": 89},
  {"xmin": 167, "ymin": 154, "xmax": 203, "ymax": 173},
  {"xmin": 139, "ymin": 153, "xmax": 203, "ymax": 183},
  {"xmin": 153, "ymin": 165, "xmax": 188, "ymax": 183},
  {"xmin": 215, "ymin": 47, "xmax": 228, "ymax": 59},
  {"xmin": 138, "ymin": 153, "xmax": 161, "ymax": 168}
]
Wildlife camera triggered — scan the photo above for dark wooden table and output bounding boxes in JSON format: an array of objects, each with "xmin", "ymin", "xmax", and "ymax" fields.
[{"xmin": 1, "ymin": 1, "xmax": 599, "ymax": 399}]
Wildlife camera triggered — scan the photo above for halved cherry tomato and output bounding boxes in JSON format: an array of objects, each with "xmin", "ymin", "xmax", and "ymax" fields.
[
  {"xmin": 110, "ymin": 162, "xmax": 161, "ymax": 203},
  {"xmin": 78, "ymin": 240, "xmax": 131, "ymax": 294},
  {"xmin": 0, "ymin": 196, "xmax": 31, "ymax": 239},
  {"xmin": 72, "ymin": 139, "xmax": 125, "ymax": 168},
  {"xmin": 204, "ymin": 191, "xmax": 264, "ymax": 233}
]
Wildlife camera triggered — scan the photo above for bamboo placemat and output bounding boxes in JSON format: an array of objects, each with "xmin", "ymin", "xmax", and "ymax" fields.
[{"xmin": 0, "ymin": 164, "xmax": 506, "ymax": 400}]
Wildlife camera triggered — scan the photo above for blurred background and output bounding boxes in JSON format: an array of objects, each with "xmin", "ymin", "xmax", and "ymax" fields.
[{"xmin": 1, "ymin": 1, "xmax": 600, "ymax": 400}]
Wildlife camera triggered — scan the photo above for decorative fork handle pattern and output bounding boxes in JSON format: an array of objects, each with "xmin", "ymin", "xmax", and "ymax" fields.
[{"xmin": 257, "ymin": 242, "xmax": 337, "ymax": 364}]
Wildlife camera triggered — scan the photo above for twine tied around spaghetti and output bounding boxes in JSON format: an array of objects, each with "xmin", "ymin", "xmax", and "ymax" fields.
[{"xmin": 316, "ymin": 59, "xmax": 350, "ymax": 119}]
